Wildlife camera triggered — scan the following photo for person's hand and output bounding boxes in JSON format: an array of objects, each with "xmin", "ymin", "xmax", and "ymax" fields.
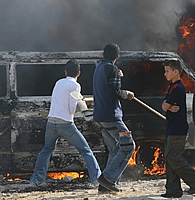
[
  {"xmin": 169, "ymin": 105, "xmax": 179, "ymax": 112},
  {"xmin": 118, "ymin": 69, "xmax": 124, "ymax": 77},
  {"xmin": 126, "ymin": 91, "xmax": 134, "ymax": 100}
]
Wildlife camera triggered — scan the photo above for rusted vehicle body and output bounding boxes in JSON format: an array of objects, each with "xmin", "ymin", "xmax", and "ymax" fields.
[{"xmin": 0, "ymin": 51, "xmax": 194, "ymax": 174}]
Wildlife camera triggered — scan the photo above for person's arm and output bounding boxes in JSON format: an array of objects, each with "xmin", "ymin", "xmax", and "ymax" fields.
[
  {"xmin": 104, "ymin": 64, "xmax": 134, "ymax": 100},
  {"xmin": 69, "ymin": 90, "xmax": 78, "ymax": 114},
  {"xmin": 162, "ymin": 100, "xmax": 179, "ymax": 112},
  {"xmin": 68, "ymin": 83, "xmax": 82, "ymax": 114},
  {"xmin": 70, "ymin": 89, "xmax": 88, "ymax": 113},
  {"xmin": 162, "ymin": 86, "xmax": 180, "ymax": 112},
  {"xmin": 162, "ymin": 100, "xmax": 170, "ymax": 112}
]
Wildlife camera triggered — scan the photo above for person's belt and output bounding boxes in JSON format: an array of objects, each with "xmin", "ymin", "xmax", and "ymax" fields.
[{"xmin": 48, "ymin": 117, "xmax": 71, "ymax": 124}]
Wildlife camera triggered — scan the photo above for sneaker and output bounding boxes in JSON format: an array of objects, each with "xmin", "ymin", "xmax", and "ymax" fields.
[
  {"xmin": 161, "ymin": 193, "xmax": 182, "ymax": 198},
  {"xmin": 29, "ymin": 181, "xmax": 48, "ymax": 188},
  {"xmin": 98, "ymin": 175, "xmax": 120, "ymax": 192},
  {"xmin": 29, "ymin": 182, "xmax": 38, "ymax": 188}
]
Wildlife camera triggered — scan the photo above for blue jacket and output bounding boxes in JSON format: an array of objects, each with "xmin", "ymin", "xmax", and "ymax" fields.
[{"xmin": 93, "ymin": 60, "xmax": 128, "ymax": 122}]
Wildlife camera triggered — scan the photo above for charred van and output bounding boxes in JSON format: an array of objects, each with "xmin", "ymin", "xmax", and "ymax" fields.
[{"xmin": 0, "ymin": 51, "xmax": 194, "ymax": 175}]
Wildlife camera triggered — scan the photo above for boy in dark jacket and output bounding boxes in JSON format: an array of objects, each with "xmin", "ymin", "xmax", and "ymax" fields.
[
  {"xmin": 93, "ymin": 43, "xmax": 135, "ymax": 192},
  {"xmin": 161, "ymin": 59, "xmax": 195, "ymax": 198}
]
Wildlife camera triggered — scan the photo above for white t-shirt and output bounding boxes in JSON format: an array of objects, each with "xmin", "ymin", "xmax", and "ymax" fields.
[{"xmin": 48, "ymin": 77, "xmax": 81, "ymax": 122}]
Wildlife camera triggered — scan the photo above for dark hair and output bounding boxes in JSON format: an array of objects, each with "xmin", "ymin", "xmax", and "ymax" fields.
[
  {"xmin": 103, "ymin": 43, "xmax": 120, "ymax": 61},
  {"xmin": 164, "ymin": 59, "xmax": 183, "ymax": 75},
  {"xmin": 65, "ymin": 59, "xmax": 80, "ymax": 77}
]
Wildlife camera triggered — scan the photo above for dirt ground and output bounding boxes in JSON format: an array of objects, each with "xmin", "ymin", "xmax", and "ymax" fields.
[{"xmin": 0, "ymin": 167, "xmax": 194, "ymax": 200}]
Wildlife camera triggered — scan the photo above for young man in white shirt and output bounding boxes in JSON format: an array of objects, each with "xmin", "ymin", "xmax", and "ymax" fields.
[{"xmin": 30, "ymin": 59, "xmax": 101, "ymax": 186}]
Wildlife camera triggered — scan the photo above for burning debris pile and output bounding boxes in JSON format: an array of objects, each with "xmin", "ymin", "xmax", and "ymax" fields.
[{"xmin": 0, "ymin": 174, "xmax": 94, "ymax": 194}]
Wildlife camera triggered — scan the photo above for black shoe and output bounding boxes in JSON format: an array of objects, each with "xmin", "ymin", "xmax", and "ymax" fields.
[
  {"xmin": 188, "ymin": 189, "xmax": 195, "ymax": 195},
  {"xmin": 161, "ymin": 193, "xmax": 182, "ymax": 198},
  {"xmin": 98, "ymin": 175, "xmax": 120, "ymax": 192},
  {"xmin": 98, "ymin": 185, "xmax": 111, "ymax": 193},
  {"xmin": 98, "ymin": 184, "xmax": 122, "ymax": 193}
]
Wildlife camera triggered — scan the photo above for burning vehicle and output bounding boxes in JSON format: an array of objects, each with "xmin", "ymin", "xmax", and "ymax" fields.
[{"xmin": 0, "ymin": 50, "xmax": 194, "ymax": 179}]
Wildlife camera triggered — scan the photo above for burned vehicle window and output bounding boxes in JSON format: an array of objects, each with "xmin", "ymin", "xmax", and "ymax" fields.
[
  {"xmin": 16, "ymin": 64, "xmax": 65, "ymax": 96},
  {"xmin": 16, "ymin": 63, "xmax": 96, "ymax": 96},
  {"xmin": 78, "ymin": 64, "xmax": 96, "ymax": 95},
  {"xmin": 0, "ymin": 65, "xmax": 7, "ymax": 97},
  {"xmin": 117, "ymin": 61, "xmax": 169, "ymax": 96}
]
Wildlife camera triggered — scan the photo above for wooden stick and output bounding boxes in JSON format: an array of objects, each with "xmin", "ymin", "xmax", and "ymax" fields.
[
  {"xmin": 133, "ymin": 97, "xmax": 166, "ymax": 120},
  {"xmin": 83, "ymin": 96, "xmax": 166, "ymax": 120},
  {"xmin": 83, "ymin": 97, "xmax": 94, "ymax": 102}
]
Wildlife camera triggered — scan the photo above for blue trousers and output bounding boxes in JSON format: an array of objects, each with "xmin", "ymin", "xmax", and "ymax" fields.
[
  {"xmin": 30, "ymin": 121, "xmax": 101, "ymax": 185},
  {"xmin": 99, "ymin": 120, "xmax": 135, "ymax": 184}
]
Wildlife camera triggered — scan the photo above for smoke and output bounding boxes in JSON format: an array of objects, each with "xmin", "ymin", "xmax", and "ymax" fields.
[{"xmin": 0, "ymin": 0, "xmax": 193, "ymax": 52}]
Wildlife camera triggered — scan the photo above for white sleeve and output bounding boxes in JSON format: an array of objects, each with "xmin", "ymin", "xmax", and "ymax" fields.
[
  {"xmin": 69, "ymin": 91, "xmax": 78, "ymax": 114},
  {"xmin": 70, "ymin": 90, "xmax": 83, "ymax": 101},
  {"xmin": 70, "ymin": 90, "xmax": 88, "ymax": 112}
]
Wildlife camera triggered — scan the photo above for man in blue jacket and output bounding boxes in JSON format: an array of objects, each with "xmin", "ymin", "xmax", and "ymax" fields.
[{"xmin": 93, "ymin": 43, "xmax": 135, "ymax": 192}]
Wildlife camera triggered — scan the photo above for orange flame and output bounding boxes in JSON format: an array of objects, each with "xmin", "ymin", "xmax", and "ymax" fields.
[
  {"xmin": 177, "ymin": 16, "xmax": 195, "ymax": 39},
  {"xmin": 177, "ymin": 14, "xmax": 195, "ymax": 92},
  {"xmin": 47, "ymin": 172, "xmax": 84, "ymax": 180},
  {"xmin": 128, "ymin": 146, "xmax": 140, "ymax": 165},
  {"xmin": 128, "ymin": 145, "xmax": 166, "ymax": 175},
  {"xmin": 3, "ymin": 173, "xmax": 21, "ymax": 182},
  {"xmin": 3, "ymin": 172, "xmax": 84, "ymax": 182},
  {"xmin": 143, "ymin": 147, "xmax": 165, "ymax": 175}
]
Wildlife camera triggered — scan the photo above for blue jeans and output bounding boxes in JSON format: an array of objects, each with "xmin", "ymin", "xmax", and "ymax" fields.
[
  {"xmin": 99, "ymin": 120, "xmax": 135, "ymax": 184},
  {"xmin": 30, "ymin": 121, "xmax": 101, "ymax": 185}
]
